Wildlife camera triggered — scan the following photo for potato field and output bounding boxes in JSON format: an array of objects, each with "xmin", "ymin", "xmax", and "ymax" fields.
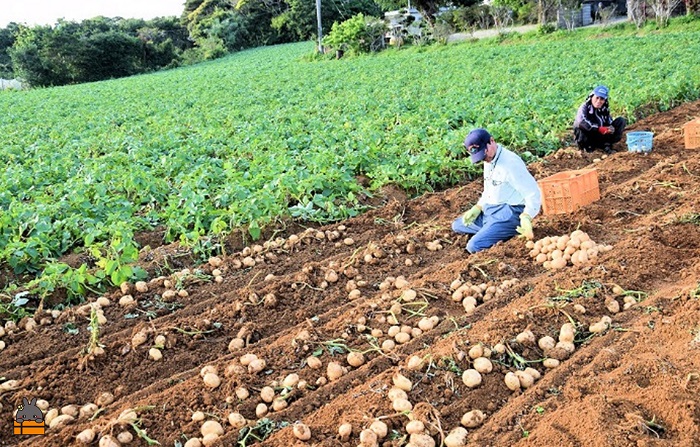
[{"xmin": 1, "ymin": 21, "xmax": 700, "ymax": 447}]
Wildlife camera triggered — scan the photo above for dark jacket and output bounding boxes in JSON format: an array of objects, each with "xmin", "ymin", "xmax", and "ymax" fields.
[{"xmin": 573, "ymin": 93, "xmax": 613, "ymax": 132}]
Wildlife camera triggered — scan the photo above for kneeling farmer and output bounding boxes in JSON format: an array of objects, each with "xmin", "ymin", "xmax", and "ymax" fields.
[{"xmin": 452, "ymin": 128, "xmax": 541, "ymax": 253}]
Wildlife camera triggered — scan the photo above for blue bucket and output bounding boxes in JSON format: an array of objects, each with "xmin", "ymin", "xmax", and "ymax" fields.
[{"xmin": 626, "ymin": 131, "xmax": 654, "ymax": 153}]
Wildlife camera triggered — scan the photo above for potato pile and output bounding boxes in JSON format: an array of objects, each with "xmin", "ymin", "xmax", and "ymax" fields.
[
  {"xmin": 527, "ymin": 230, "xmax": 613, "ymax": 270},
  {"xmin": 534, "ymin": 322, "xmax": 578, "ymax": 364},
  {"xmin": 449, "ymin": 278, "xmax": 519, "ymax": 315}
]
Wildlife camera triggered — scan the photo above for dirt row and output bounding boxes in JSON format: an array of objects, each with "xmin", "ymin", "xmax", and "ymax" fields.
[{"xmin": 1, "ymin": 100, "xmax": 699, "ymax": 447}]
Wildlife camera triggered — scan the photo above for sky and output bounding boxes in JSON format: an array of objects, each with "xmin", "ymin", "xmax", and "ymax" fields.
[{"xmin": 0, "ymin": 0, "xmax": 185, "ymax": 28}]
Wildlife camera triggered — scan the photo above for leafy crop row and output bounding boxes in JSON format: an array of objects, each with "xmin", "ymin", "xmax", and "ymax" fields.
[{"xmin": 1, "ymin": 27, "xmax": 700, "ymax": 299}]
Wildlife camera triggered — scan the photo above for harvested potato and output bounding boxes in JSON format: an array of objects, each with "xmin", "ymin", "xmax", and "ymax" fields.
[
  {"xmin": 444, "ymin": 427, "xmax": 468, "ymax": 447},
  {"xmin": 461, "ymin": 409, "xmax": 486, "ymax": 428},
  {"xmin": 461, "ymin": 369, "xmax": 482, "ymax": 388},
  {"xmin": 293, "ymin": 422, "xmax": 311, "ymax": 440}
]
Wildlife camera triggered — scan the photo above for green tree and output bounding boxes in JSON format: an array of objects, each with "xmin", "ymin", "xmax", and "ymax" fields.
[
  {"xmin": 9, "ymin": 15, "xmax": 189, "ymax": 86},
  {"xmin": 272, "ymin": 0, "xmax": 382, "ymax": 41},
  {"xmin": 76, "ymin": 31, "xmax": 142, "ymax": 81},
  {"xmin": 10, "ymin": 24, "xmax": 80, "ymax": 86},
  {"xmin": 0, "ymin": 23, "xmax": 19, "ymax": 78},
  {"xmin": 492, "ymin": 0, "xmax": 536, "ymax": 23},
  {"xmin": 323, "ymin": 13, "xmax": 387, "ymax": 55}
]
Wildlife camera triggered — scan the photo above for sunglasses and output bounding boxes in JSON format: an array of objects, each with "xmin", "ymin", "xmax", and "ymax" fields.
[{"xmin": 465, "ymin": 145, "xmax": 485, "ymax": 154}]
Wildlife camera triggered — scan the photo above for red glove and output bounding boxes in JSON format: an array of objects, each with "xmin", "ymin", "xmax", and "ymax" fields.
[{"xmin": 598, "ymin": 126, "xmax": 610, "ymax": 134}]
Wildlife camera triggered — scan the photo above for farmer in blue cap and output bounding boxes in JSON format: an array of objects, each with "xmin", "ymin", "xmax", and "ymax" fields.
[
  {"xmin": 452, "ymin": 128, "xmax": 542, "ymax": 254},
  {"xmin": 573, "ymin": 85, "xmax": 627, "ymax": 154}
]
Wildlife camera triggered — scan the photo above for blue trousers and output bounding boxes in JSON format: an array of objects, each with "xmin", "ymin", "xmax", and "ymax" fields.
[{"xmin": 452, "ymin": 204, "xmax": 524, "ymax": 253}]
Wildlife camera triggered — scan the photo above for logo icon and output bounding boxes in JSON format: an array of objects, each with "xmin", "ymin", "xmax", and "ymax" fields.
[{"xmin": 14, "ymin": 397, "xmax": 45, "ymax": 436}]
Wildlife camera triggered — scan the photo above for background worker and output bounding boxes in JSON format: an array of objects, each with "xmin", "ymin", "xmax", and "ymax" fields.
[
  {"xmin": 452, "ymin": 128, "xmax": 542, "ymax": 253},
  {"xmin": 573, "ymin": 85, "xmax": 627, "ymax": 153}
]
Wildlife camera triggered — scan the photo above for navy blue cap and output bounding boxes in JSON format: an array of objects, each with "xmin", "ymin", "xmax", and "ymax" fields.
[{"xmin": 464, "ymin": 128, "xmax": 492, "ymax": 163}]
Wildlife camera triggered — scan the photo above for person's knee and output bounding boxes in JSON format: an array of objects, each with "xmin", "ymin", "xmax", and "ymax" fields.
[
  {"xmin": 452, "ymin": 218, "xmax": 465, "ymax": 234},
  {"xmin": 467, "ymin": 237, "xmax": 488, "ymax": 254}
]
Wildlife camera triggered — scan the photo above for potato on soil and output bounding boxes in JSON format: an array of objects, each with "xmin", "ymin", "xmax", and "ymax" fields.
[
  {"xmin": 49, "ymin": 414, "xmax": 74, "ymax": 429},
  {"xmin": 76, "ymin": 428, "xmax": 96, "ymax": 444},
  {"xmin": 408, "ymin": 432, "xmax": 436, "ymax": 447},
  {"xmin": 149, "ymin": 348, "xmax": 163, "ymax": 361},
  {"xmin": 515, "ymin": 370, "xmax": 535, "ymax": 388},
  {"xmin": 247, "ymin": 358, "xmax": 266, "ymax": 374},
  {"xmin": 306, "ymin": 356, "xmax": 322, "ymax": 369},
  {"xmin": 99, "ymin": 435, "xmax": 120, "ymax": 447},
  {"xmin": 61, "ymin": 404, "xmax": 79, "ymax": 417},
  {"xmin": 406, "ymin": 420, "xmax": 425, "ymax": 434},
  {"xmin": 516, "ymin": 330, "xmax": 536, "ymax": 345},
  {"xmin": 473, "ymin": 357, "xmax": 493, "ymax": 374},
  {"xmin": 559, "ymin": 323, "xmax": 575, "ymax": 342},
  {"xmin": 461, "ymin": 369, "xmax": 482, "ymax": 388},
  {"xmin": 347, "ymin": 351, "xmax": 365, "ymax": 367},
  {"xmin": 461, "ymin": 409, "xmax": 486, "ymax": 428},
  {"xmin": 260, "ymin": 386, "xmax": 275, "ymax": 402},
  {"xmin": 388, "ymin": 387, "xmax": 408, "ymax": 401},
  {"xmin": 370, "ymin": 420, "xmax": 388, "ymax": 438},
  {"xmin": 118, "ymin": 409, "xmax": 138, "ymax": 424},
  {"xmin": 504, "ymin": 372, "xmax": 520, "ymax": 391},
  {"xmin": 393, "ymin": 398, "xmax": 413, "ymax": 412},
  {"xmin": 134, "ymin": 281, "xmax": 148, "ymax": 293},
  {"xmin": 393, "ymin": 372, "xmax": 413, "ymax": 391},
  {"xmin": 538, "ymin": 336, "xmax": 555, "ymax": 350},
  {"xmin": 293, "ymin": 422, "xmax": 311, "ymax": 440},
  {"xmin": 524, "ymin": 367, "xmax": 541, "ymax": 380},
  {"xmin": 201, "ymin": 420, "xmax": 224, "ymax": 437},
  {"xmin": 327, "ymin": 362, "xmax": 346, "ymax": 381},
  {"xmin": 228, "ymin": 412, "xmax": 246, "ymax": 429},
  {"xmin": 201, "ymin": 433, "xmax": 219, "ymax": 446},
  {"xmin": 543, "ymin": 358, "xmax": 560, "ymax": 368},
  {"xmin": 406, "ymin": 355, "xmax": 425, "ymax": 371},
  {"xmin": 360, "ymin": 428, "xmax": 378, "ymax": 445},
  {"xmin": 282, "ymin": 373, "xmax": 300, "ymax": 387},
  {"xmin": 338, "ymin": 423, "xmax": 353, "ymax": 440},
  {"xmin": 117, "ymin": 431, "xmax": 133, "ymax": 443},
  {"xmin": 444, "ymin": 427, "xmax": 468, "ymax": 447},
  {"xmin": 468, "ymin": 344, "xmax": 484, "ymax": 359}
]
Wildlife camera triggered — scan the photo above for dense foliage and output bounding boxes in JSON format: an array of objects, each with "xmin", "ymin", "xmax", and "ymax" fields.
[
  {"xmin": 180, "ymin": 0, "xmax": 383, "ymax": 55},
  {"xmin": 4, "ymin": 17, "xmax": 191, "ymax": 87},
  {"xmin": 1, "ymin": 20, "xmax": 700, "ymax": 301},
  {"xmin": 323, "ymin": 13, "xmax": 388, "ymax": 54}
]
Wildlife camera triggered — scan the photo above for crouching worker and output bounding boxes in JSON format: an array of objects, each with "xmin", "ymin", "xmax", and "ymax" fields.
[
  {"xmin": 452, "ymin": 128, "xmax": 542, "ymax": 254},
  {"xmin": 573, "ymin": 85, "xmax": 627, "ymax": 154}
]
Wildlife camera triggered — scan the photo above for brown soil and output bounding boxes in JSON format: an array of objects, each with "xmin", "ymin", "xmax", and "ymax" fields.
[{"xmin": 2, "ymin": 101, "xmax": 700, "ymax": 447}]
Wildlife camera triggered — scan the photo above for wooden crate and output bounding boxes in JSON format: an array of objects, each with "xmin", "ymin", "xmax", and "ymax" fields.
[
  {"xmin": 684, "ymin": 118, "xmax": 700, "ymax": 149},
  {"xmin": 538, "ymin": 168, "xmax": 600, "ymax": 215}
]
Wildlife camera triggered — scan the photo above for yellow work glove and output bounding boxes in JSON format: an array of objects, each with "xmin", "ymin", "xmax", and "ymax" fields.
[
  {"xmin": 516, "ymin": 213, "xmax": 534, "ymax": 240},
  {"xmin": 461, "ymin": 205, "xmax": 481, "ymax": 226}
]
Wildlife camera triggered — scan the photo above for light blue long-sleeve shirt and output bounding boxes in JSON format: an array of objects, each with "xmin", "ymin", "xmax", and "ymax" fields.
[{"xmin": 476, "ymin": 144, "xmax": 541, "ymax": 218}]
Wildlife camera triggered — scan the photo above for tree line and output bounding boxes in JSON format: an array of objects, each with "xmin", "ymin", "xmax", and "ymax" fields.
[
  {"xmin": 1, "ymin": 0, "xmax": 696, "ymax": 87},
  {"xmin": 0, "ymin": 0, "xmax": 394, "ymax": 87},
  {"xmin": 0, "ymin": 17, "xmax": 192, "ymax": 87},
  {"xmin": 0, "ymin": 0, "xmax": 490, "ymax": 87}
]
